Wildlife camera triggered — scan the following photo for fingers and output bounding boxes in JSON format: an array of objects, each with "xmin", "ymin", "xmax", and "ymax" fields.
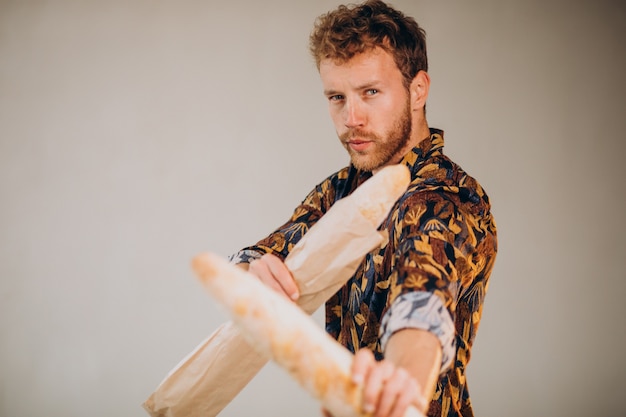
[
  {"xmin": 363, "ymin": 359, "xmax": 394, "ymax": 414},
  {"xmin": 248, "ymin": 254, "xmax": 299, "ymax": 300},
  {"xmin": 378, "ymin": 368, "xmax": 416, "ymax": 417},
  {"xmin": 353, "ymin": 349, "xmax": 387, "ymax": 414},
  {"xmin": 352, "ymin": 349, "xmax": 421, "ymax": 417},
  {"xmin": 351, "ymin": 348, "xmax": 375, "ymax": 385}
]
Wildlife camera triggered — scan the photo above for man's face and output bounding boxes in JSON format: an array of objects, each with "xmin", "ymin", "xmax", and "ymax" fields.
[{"xmin": 320, "ymin": 47, "xmax": 413, "ymax": 172}]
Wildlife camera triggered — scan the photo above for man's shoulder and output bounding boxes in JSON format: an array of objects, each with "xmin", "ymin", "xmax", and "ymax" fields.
[{"xmin": 402, "ymin": 152, "xmax": 494, "ymax": 219}]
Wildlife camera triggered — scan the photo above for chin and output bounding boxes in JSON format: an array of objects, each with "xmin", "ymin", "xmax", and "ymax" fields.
[{"xmin": 350, "ymin": 157, "xmax": 385, "ymax": 172}]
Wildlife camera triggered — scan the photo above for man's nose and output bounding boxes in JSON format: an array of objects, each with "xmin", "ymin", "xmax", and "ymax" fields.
[{"xmin": 343, "ymin": 99, "xmax": 365, "ymax": 128}]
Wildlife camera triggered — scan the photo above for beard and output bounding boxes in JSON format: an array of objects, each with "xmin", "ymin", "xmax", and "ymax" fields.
[{"xmin": 339, "ymin": 98, "xmax": 413, "ymax": 172}]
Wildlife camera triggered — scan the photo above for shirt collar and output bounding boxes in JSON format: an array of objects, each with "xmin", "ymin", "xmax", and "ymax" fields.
[{"xmin": 399, "ymin": 127, "xmax": 445, "ymax": 174}]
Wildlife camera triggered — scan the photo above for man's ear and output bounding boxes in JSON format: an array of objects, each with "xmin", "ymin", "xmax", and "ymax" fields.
[{"xmin": 410, "ymin": 70, "xmax": 430, "ymax": 112}]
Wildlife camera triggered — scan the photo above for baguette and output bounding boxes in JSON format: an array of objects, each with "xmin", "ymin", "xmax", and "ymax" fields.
[
  {"xmin": 144, "ymin": 164, "xmax": 413, "ymax": 417},
  {"xmin": 192, "ymin": 252, "xmax": 424, "ymax": 417},
  {"xmin": 285, "ymin": 164, "xmax": 410, "ymax": 300},
  {"xmin": 348, "ymin": 164, "xmax": 410, "ymax": 227}
]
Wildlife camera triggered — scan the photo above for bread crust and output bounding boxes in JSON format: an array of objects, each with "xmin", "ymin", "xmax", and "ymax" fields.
[{"xmin": 192, "ymin": 252, "xmax": 423, "ymax": 417}]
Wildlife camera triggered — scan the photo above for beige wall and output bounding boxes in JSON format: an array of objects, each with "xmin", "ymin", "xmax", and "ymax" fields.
[{"xmin": 1, "ymin": 1, "xmax": 624, "ymax": 416}]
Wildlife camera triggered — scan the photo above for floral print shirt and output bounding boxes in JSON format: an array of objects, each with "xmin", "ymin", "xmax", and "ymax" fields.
[{"xmin": 229, "ymin": 128, "xmax": 497, "ymax": 416}]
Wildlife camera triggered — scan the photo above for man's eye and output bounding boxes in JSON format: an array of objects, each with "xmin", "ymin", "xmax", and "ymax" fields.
[
  {"xmin": 329, "ymin": 95, "xmax": 344, "ymax": 102},
  {"xmin": 365, "ymin": 89, "xmax": 378, "ymax": 96}
]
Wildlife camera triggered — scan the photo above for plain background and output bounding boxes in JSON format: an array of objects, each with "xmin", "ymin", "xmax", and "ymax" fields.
[{"xmin": 1, "ymin": 1, "xmax": 625, "ymax": 416}]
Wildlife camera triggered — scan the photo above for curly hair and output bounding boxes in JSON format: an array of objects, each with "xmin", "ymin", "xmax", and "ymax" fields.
[{"xmin": 309, "ymin": 0, "xmax": 427, "ymax": 88}]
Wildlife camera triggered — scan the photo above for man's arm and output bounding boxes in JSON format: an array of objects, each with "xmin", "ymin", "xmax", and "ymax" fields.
[
  {"xmin": 245, "ymin": 254, "xmax": 443, "ymax": 417},
  {"xmin": 352, "ymin": 328, "xmax": 442, "ymax": 417},
  {"xmin": 385, "ymin": 329, "xmax": 442, "ymax": 410}
]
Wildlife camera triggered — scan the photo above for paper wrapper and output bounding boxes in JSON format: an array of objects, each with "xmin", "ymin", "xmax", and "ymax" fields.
[
  {"xmin": 144, "ymin": 165, "xmax": 410, "ymax": 417},
  {"xmin": 191, "ymin": 252, "xmax": 424, "ymax": 417}
]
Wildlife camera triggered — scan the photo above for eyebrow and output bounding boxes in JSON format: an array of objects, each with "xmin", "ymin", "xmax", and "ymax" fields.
[{"xmin": 323, "ymin": 80, "xmax": 383, "ymax": 97}]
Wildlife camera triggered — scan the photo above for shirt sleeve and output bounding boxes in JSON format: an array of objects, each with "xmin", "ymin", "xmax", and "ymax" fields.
[
  {"xmin": 381, "ymin": 189, "xmax": 480, "ymax": 373},
  {"xmin": 227, "ymin": 249, "xmax": 264, "ymax": 264},
  {"xmin": 379, "ymin": 291, "xmax": 456, "ymax": 373}
]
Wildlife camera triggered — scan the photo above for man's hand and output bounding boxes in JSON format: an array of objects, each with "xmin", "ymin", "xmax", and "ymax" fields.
[
  {"xmin": 247, "ymin": 253, "xmax": 299, "ymax": 301},
  {"xmin": 352, "ymin": 348, "xmax": 426, "ymax": 417}
]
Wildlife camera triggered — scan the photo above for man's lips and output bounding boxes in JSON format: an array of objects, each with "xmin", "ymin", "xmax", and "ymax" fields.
[{"xmin": 346, "ymin": 139, "xmax": 373, "ymax": 152}]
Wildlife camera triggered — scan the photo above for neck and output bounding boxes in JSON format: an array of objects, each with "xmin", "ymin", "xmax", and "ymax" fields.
[
  {"xmin": 401, "ymin": 120, "xmax": 430, "ymax": 158},
  {"xmin": 412, "ymin": 117, "xmax": 431, "ymax": 144}
]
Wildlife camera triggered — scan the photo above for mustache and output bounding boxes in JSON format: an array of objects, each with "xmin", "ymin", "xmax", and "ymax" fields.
[{"xmin": 339, "ymin": 129, "xmax": 380, "ymax": 142}]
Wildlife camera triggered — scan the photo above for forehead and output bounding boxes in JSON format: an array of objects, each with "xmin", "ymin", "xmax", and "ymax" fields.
[{"xmin": 319, "ymin": 47, "xmax": 403, "ymax": 88}]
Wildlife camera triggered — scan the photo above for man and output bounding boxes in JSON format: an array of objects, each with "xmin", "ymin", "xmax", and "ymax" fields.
[{"xmin": 228, "ymin": 1, "xmax": 497, "ymax": 416}]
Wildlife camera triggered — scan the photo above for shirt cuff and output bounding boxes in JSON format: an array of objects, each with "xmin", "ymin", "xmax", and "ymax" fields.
[
  {"xmin": 379, "ymin": 291, "xmax": 456, "ymax": 374},
  {"xmin": 227, "ymin": 249, "xmax": 263, "ymax": 264}
]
